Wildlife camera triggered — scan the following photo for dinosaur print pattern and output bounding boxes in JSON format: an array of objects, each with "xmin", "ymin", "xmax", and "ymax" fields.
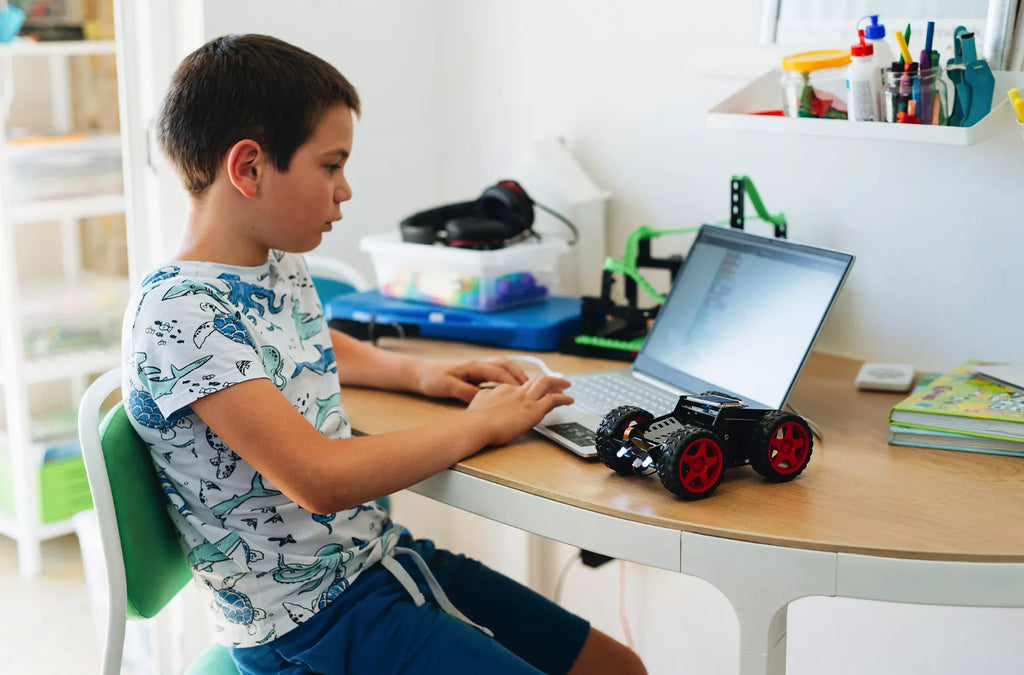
[{"xmin": 123, "ymin": 251, "xmax": 385, "ymax": 648}]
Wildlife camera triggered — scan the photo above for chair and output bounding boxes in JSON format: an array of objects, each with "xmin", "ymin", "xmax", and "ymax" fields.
[
  {"xmin": 78, "ymin": 368, "xmax": 240, "ymax": 675},
  {"xmin": 305, "ymin": 253, "xmax": 371, "ymax": 301}
]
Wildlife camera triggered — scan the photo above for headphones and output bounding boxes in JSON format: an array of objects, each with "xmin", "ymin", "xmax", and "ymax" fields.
[{"xmin": 400, "ymin": 179, "xmax": 577, "ymax": 250}]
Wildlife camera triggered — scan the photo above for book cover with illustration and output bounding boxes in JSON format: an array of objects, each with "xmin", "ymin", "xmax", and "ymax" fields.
[{"xmin": 889, "ymin": 362, "xmax": 1024, "ymax": 442}]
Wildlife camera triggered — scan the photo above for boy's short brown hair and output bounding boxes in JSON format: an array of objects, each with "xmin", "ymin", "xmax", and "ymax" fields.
[{"xmin": 157, "ymin": 34, "xmax": 360, "ymax": 194}]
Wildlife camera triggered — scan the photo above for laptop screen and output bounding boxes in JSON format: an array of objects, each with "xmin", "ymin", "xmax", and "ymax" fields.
[{"xmin": 632, "ymin": 225, "xmax": 854, "ymax": 409}]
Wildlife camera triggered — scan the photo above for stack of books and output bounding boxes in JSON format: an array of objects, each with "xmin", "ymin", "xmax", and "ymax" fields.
[{"xmin": 888, "ymin": 361, "xmax": 1024, "ymax": 457}]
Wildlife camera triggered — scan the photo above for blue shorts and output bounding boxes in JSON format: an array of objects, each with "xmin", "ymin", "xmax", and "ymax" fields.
[{"xmin": 230, "ymin": 534, "xmax": 590, "ymax": 675}]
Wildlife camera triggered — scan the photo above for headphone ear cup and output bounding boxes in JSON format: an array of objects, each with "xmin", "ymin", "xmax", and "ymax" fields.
[
  {"xmin": 478, "ymin": 180, "xmax": 534, "ymax": 233},
  {"xmin": 400, "ymin": 201, "xmax": 477, "ymax": 244}
]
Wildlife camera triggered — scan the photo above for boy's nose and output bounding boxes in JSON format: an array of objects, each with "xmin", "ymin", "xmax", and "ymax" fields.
[{"xmin": 335, "ymin": 178, "xmax": 352, "ymax": 203}]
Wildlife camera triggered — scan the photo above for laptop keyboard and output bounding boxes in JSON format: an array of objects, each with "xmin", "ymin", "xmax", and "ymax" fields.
[{"xmin": 569, "ymin": 371, "xmax": 678, "ymax": 417}]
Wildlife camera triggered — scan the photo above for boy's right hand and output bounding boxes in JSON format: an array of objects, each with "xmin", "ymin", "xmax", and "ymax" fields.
[{"xmin": 465, "ymin": 376, "xmax": 574, "ymax": 447}]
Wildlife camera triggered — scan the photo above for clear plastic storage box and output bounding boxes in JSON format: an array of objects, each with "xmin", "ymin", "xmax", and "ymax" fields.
[{"xmin": 359, "ymin": 232, "xmax": 568, "ymax": 311}]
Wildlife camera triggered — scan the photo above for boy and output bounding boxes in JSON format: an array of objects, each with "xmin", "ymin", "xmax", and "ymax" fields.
[{"xmin": 123, "ymin": 34, "xmax": 645, "ymax": 675}]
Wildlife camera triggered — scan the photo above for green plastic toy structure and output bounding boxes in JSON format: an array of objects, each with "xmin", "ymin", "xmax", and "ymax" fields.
[{"xmin": 565, "ymin": 176, "xmax": 787, "ymax": 358}]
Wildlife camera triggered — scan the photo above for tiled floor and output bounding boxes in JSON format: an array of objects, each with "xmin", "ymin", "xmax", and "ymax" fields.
[{"xmin": 0, "ymin": 534, "xmax": 101, "ymax": 674}]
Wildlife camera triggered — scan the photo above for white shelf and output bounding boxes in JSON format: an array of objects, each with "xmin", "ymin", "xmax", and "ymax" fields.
[
  {"xmin": 12, "ymin": 193, "xmax": 125, "ymax": 225},
  {"xmin": 0, "ymin": 39, "xmax": 116, "ymax": 58},
  {"xmin": 10, "ymin": 346, "xmax": 122, "ymax": 385},
  {"xmin": 5, "ymin": 132, "xmax": 121, "ymax": 157},
  {"xmin": 707, "ymin": 69, "xmax": 1024, "ymax": 146},
  {"xmin": 0, "ymin": 23, "xmax": 122, "ymax": 580},
  {"xmin": 0, "ymin": 513, "xmax": 76, "ymax": 540}
]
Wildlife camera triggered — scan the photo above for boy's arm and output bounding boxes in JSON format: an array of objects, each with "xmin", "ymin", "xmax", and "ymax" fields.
[
  {"xmin": 329, "ymin": 328, "xmax": 528, "ymax": 402},
  {"xmin": 189, "ymin": 372, "xmax": 571, "ymax": 515}
]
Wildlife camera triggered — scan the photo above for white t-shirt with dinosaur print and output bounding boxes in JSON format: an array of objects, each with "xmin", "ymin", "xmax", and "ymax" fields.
[{"xmin": 122, "ymin": 250, "xmax": 391, "ymax": 648}]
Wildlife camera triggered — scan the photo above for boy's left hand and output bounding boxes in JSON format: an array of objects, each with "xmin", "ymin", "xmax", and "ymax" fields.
[{"xmin": 415, "ymin": 356, "xmax": 528, "ymax": 403}]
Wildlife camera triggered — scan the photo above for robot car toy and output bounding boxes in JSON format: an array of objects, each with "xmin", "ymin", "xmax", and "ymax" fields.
[{"xmin": 595, "ymin": 392, "xmax": 813, "ymax": 500}]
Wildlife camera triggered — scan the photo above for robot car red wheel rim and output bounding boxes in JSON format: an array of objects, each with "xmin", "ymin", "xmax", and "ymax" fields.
[
  {"xmin": 767, "ymin": 421, "xmax": 810, "ymax": 475},
  {"xmin": 678, "ymin": 437, "xmax": 723, "ymax": 494}
]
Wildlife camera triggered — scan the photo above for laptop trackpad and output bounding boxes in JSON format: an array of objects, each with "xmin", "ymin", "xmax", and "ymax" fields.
[{"xmin": 533, "ymin": 407, "xmax": 602, "ymax": 458}]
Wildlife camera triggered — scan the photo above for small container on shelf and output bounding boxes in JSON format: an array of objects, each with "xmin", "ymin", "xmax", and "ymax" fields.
[
  {"xmin": 780, "ymin": 49, "xmax": 851, "ymax": 119},
  {"xmin": 0, "ymin": 437, "xmax": 93, "ymax": 524}
]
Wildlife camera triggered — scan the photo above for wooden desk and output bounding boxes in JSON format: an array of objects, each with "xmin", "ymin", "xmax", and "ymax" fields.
[{"xmin": 341, "ymin": 339, "xmax": 1024, "ymax": 675}]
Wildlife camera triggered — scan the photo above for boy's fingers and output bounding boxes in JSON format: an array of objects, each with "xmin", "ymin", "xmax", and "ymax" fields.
[
  {"xmin": 457, "ymin": 361, "xmax": 518, "ymax": 386},
  {"xmin": 526, "ymin": 376, "xmax": 572, "ymax": 398},
  {"xmin": 449, "ymin": 379, "xmax": 482, "ymax": 403},
  {"xmin": 484, "ymin": 356, "xmax": 528, "ymax": 383},
  {"xmin": 542, "ymin": 393, "xmax": 575, "ymax": 409}
]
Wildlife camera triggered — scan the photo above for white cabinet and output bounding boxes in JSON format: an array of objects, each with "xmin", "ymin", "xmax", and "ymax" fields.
[{"xmin": 0, "ymin": 38, "xmax": 126, "ymax": 577}]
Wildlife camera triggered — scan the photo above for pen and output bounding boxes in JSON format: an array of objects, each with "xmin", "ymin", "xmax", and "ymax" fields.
[
  {"xmin": 1009, "ymin": 88, "xmax": 1024, "ymax": 123},
  {"xmin": 919, "ymin": 23, "xmax": 934, "ymax": 124},
  {"xmin": 912, "ymin": 66, "xmax": 921, "ymax": 118}
]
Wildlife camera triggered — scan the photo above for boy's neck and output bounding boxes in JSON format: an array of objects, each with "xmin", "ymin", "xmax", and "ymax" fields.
[{"xmin": 178, "ymin": 182, "xmax": 271, "ymax": 267}]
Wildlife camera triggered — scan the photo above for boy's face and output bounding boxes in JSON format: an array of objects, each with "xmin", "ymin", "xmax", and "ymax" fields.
[{"xmin": 257, "ymin": 104, "xmax": 354, "ymax": 253}]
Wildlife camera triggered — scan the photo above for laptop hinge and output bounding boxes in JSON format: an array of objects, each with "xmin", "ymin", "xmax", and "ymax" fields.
[{"xmin": 630, "ymin": 370, "xmax": 687, "ymax": 397}]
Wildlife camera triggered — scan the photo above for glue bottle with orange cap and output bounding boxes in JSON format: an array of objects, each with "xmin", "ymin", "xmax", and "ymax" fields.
[{"xmin": 847, "ymin": 29, "xmax": 881, "ymax": 121}]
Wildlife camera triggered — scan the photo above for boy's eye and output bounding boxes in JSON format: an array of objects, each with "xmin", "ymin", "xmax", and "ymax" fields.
[{"xmin": 325, "ymin": 164, "xmax": 341, "ymax": 174}]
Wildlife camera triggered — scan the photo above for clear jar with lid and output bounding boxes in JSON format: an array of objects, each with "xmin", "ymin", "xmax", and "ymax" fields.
[{"xmin": 780, "ymin": 50, "xmax": 852, "ymax": 119}]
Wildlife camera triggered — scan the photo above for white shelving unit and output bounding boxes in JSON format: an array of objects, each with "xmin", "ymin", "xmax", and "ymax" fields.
[
  {"xmin": 0, "ymin": 38, "xmax": 126, "ymax": 577},
  {"xmin": 707, "ymin": 69, "xmax": 1024, "ymax": 145}
]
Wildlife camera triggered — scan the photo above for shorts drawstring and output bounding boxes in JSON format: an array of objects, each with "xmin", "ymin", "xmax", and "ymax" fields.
[{"xmin": 375, "ymin": 527, "xmax": 494, "ymax": 638}]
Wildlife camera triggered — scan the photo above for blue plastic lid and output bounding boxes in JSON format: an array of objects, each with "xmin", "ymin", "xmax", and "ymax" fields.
[{"xmin": 863, "ymin": 15, "xmax": 885, "ymax": 40}]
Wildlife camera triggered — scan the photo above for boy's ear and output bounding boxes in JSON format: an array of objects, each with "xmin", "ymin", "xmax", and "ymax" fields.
[{"xmin": 225, "ymin": 139, "xmax": 265, "ymax": 198}]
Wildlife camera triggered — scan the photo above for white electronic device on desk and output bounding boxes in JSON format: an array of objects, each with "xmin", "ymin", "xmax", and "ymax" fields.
[
  {"xmin": 535, "ymin": 225, "xmax": 856, "ymax": 458},
  {"xmin": 854, "ymin": 363, "xmax": 916, "ymax": 392}
]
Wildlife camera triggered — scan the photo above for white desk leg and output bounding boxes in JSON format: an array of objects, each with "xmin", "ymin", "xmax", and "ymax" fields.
[{"xmin": 680, "ymin": 532, "xmax": 837, "ymax": 675}]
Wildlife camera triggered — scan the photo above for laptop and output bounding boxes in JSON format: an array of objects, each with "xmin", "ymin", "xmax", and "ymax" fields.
[{"xmin": 534, "ymin": 224, "xmax": 855, "ymax": 457}]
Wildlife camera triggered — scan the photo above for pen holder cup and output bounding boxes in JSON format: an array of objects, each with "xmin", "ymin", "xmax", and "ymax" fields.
[{"xmin": 883, "ymin": 66, "xmax": 949, "ymax": 125}]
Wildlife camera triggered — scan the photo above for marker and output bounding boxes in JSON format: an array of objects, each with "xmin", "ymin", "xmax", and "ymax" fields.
[
  {"xmin": 920, "ymin": 22, "xmax": 934, "ymax": 123},
  {"xmin": 895, "ymin": 30, "xmax": 914, "ymax": 66},
  {"xmin": 1009, "ymin": 88, "xmax": 1024, "ymax": 123}
]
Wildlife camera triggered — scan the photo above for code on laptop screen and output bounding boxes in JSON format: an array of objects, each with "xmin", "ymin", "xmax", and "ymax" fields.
[{"xmin": 634, "ymin": 226, "xmax": 853, "ymax": 409}]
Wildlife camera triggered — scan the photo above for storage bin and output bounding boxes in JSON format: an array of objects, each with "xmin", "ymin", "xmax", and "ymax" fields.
[
  {"xmin": 0, "ymin": 442, "xmax": 94, "ymax": 523},
  {"xmin": 360, "ymin": 232, "xmax": 568, "ymax": 311}
]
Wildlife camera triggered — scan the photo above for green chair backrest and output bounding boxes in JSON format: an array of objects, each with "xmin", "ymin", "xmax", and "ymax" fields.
[{"xmin": 100, "ymin": 403, "xmax": 192, "ymax": 619}]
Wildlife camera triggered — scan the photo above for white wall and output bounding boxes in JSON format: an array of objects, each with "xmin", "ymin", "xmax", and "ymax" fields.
[
  {"xmin": 182, "ymin": 0, "xmax": 1024, "ymax": 371},
  {"xmin": 140, "ymin": 1, "xmax": 1024, "ymax": 673},
  {"xmin": 432, "ymin": 0, "xmax": 1022, "ymax": 372},
  {"xmin": 199, "ymin": 0, "xmax": 446, "ymax": 282}
]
